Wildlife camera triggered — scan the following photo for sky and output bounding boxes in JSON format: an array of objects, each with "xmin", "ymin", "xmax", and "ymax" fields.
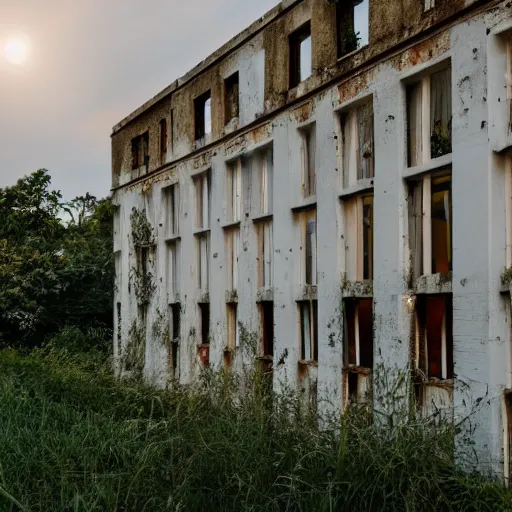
[{"xmin": 0, "ymin": 0, "xmax": 279, "ymax": 200}]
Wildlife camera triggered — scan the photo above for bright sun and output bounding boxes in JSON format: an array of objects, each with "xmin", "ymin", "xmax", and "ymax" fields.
[{"xmin": 3, "ymin": 36, "xmax": 30, "ymax": 66}]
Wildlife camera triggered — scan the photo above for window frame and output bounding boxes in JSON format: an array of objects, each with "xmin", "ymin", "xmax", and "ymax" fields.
[
  {"xmin": 131, "ymin": 131, "xmax": 149, "ymax": 171},
  {"xmin": 257, "ymin": 221, "xmax": 273, "ymax": 289},
  {"xmin": 194, "ymin": 171, "xmax": 211, "ymax": 230},
  {"xmin": 298, "ymin": 300, "xmax": 318, "ymax": 362},
  {"xmin": 225, "ymin": 227, "xmax": 240, "ymax": 292},
  {"xmin": 289, "ymin": 21, "xmax": 312, "ymax": 89},
  {"xmin": 164, "ymin": 183, "xmax": 180, "ymax": 238},
  {"xmin": 224, "ymin": 72, "xmax": 240, "ymax": 126},
  {"xmin": 299, "ymin": 123, "xmax": 316, "ymax": 199},
  {"xmin": 159, "ymin": 119, "xmax": 168, "ymax": 164},
  {"xmin": 227, "ymin": 158, "xmax": 242, "ymax": 223},
  {"xmin": 194, "ymin": 90, "xmax": 212, "ymax": 144},
  {"xmin": 166, "ymin": 240, "xmax": 180, "ymax": 299}
]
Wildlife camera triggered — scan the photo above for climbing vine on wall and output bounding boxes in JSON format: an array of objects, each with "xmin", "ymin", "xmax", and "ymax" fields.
[{"xmin": 130, "ymin": 207, "xmax": 155, "ymax": 248}]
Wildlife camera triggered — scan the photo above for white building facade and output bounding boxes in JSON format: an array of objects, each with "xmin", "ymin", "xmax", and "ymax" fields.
[{"xmin": 112, "ymin": 0, "xmax": 512, "ymax": 475}]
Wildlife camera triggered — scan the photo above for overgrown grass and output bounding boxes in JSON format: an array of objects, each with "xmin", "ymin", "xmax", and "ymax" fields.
[{"xmin": 0, "ymin": 346, "xmax": 511, "ymax": 511}]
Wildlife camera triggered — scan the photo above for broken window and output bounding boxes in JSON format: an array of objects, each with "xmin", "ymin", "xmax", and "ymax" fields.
[
  {"xmin": 169, "ymin": 303, "xmax": 181, "ymax": 378},
  {"xmin": 407, "ymin": 65, "xmax": 452, "ymax": 167},
  {"xmin": 260, "ymin": 301, "xmax": 274, "ymax": 358},
  {"xmin": 336, "ymin": 0, "xmax": 369, "ymax": 59},
  {"xmin": 344, "ymin": 298, "xmax": 373, "ymax": 404},
  {"xmin": 194, "ymin": 171, "xmax": 211, "ymax": 230},
  {"xmin": 226, "ymin": 228, "xmax": 240, "ymax": 291},
  {"xmin": 227, "ymin": 159, "xmax": 242, "ymax": 222},
  {"xmin": 160, "ymin": 119, "xmax": 167, "ymax": 164},
  {"xmin": 224, "ymin": 72, "xmax": 240, "ymax": 125},
  {"xmin": 300, "ymin": 124, "xmax": 316, "ymax": 198},
  {"xmin": 197, "ymin": 233, "xmax": 210, "ymax": 291},
  {"xmin": 341, "ymin": 99, "xmax": 374, "ymax": 187},
  {"xmin": 299, "ymin": 300, "xmax": 318, "ymax": 361},
  {"xmin": 289, "ymin": 21, "xmax": 312, "ymax": 89},
  {"xmin": 194, "ymin": 91, "xmax": 212, "ymax": 143},
  {"xmin": 226, "ymin": 303, "xmax": 239, "ymax": 352},
  {"xmin": 344, "ymin": 194, "xmax": 374, "ymax": 281},
  {"xmin": 415, "ymin": 294, "xmax": 453, "ymax": 380},
  {"xmin": 408, "ymin": 171, "xmax": 452, "ymax": 279},
  {"xmin": 199, "ymin": 302, "xmax": 210, "ymax": 346},
  {"xmin": 164, "ymin": 183, "xmax": 179, "ymax": 237},
  {"xmin": 300, "ymin": 210, "xmax": 317, "ymax": 286},
  {"xmin": 258, "ymin": 147, "xmax": 274, "ymax": 215},
  {"xmin": 131, "ymin": 131, "xmax": 149, "ymax": 170},
  {"xmin": 257, "ymin": 221, "xmax": 273, "ymax": 288},
  {"xmin": 166, "ymin": 240, "xmax": 180, "ymax": 298}
]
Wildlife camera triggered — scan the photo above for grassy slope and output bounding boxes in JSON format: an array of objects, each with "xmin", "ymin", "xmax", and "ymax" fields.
[{"xmin": 0, "ymin": 348, "xmax": 510, "ymax": 512}]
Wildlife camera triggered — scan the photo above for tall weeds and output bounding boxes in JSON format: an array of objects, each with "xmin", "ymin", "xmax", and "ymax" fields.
[{"xmin": 0, "ymin": 348, "xmax": 510, "ymax": 511}]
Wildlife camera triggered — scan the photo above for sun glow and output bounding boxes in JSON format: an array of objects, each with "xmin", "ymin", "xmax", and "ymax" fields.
[{"xmin": 3, "ymin": 36, "xmax": 31, "ymax": 66}]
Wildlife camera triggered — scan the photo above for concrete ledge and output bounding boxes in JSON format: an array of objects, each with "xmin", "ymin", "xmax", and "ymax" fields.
[
  {"xmin": 414, "ymin": 272, "xmax": 452, "ymax": 295},
  {"xmin": 341, "ymin": 279, "xmax": 373, "ymax": 298},
  {"xmin": 295, "ymin": 285, "xmax": 318, "ymax": 301},
  {"xmin": 256, "ymin": 287, "xmax": 274, "ymax": 302}
]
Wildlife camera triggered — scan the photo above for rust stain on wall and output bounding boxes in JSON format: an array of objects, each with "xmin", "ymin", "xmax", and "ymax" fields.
[{"xmin": 292, "ymin": 101, "xmax": 315, "ymax": 123}]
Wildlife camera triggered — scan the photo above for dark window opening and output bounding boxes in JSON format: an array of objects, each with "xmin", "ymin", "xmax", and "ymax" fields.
[
  {"xmin": 416, "ymin": 294, "xmax": 453, "ymax": 380},
  {"xmin": 431, "ymin": 175, "xmax": 452, "ymax": 274},
  {"xmin": 199, "ymin": 303, "xmax": 210, "ymax": 345},
  {"xmin": 362, "ymin": 195, "xmax": 373, "ymax": 280},
  {"xmin": 260, "ymin": 301, "xmax": 274, "ymax": 357},
  {"xmin": 347, "ymin": 371, "xmax": 359, "ymax": 402},
  {"xmin": 171, "ymin": 303, "xmax": 181, "ymax": 343},
  {"xmin": 289, "ymin": 21, "xmax": 312, "ymax": 89},
  {"xmin": 224, "ymin": 72, "xmax": 239, "ymax": 125},
  {"xmin": 344, "ymin": 298, "xmax": 373, "ymax": 368},
  {"xmin": 194, "ymin": 91, "xmax": 212, "ymax": 141},
  {"xmin": 131, "ymin": 131, "xmax": 149, "ymax": 170},
  {"xmin": 160, "ymin": 119, "xmax": 167, "ymax": 163},
  {"xmin": 226, "ymin": 303, "xmax": 238, "ymax": 351},
  {"xmin": 305, "ymin": 218, "xmax": 317, "ymax": 285},
  {"xmin": 299, "ymin": 300, "xmax": 318, "ymax": 361},
  {"xmin": 337, "ymin": 0, "xmax": 369, "ymax": 59}
]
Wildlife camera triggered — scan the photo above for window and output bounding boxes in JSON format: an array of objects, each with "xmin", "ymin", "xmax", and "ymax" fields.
[
  {"xmin": 257, "ymin": 221, "xmax": 273, "ymax": 288},
  {"xmin": 164, "ymin": 183, "xmax": 179, "ymax": 237},
  {"xmin": 415, "ymin": 294, "xmax": 453, "ymax": 380},
  {"xmin": 226, "ymin": 228, "xmax": 240, "ymax": 291},
  {"xmin": 194, "ymin": 91, "xmax": 212, "ymax": 144},
  {"xmin": 336, "ymin": 0, "xmax": 369, "ymax": 59},
  {"xmin": 300, "ymin": 124, "xmax": 316, "ymax": 198},
  {"xmin": 344, "ymin": 194, "xmax": 373, "ymax": 281},
  {"xmin": 227, "ymin": 159, "xmax": 242, "ymax": 222},
  {"xmin": 170, "ymin": 109, "xmax": 175, "ymax": 154},
  {"xmin": 260, "ymin": 301, "xmax": 274, "ymax": 358},
  {"xmin": 424, "ymin": 0, "xmax": 435, "ymax": 11},
  {"xmin": 226, "ymin": 303, "xmax": 239, "ymax": 351},
  {"xmin": 344, "ymin": 298, "xmax": 373, "ymax": 403},
  {"xmin": 166, "ymin": 240, "xmax": 180, "ymax": 298},
  {"xmin": 169, "ymin": 303, "xmax": 181, "ymax": 378},
  {"xmin": 408, "ymin": 171, "xmax": 452, "ymax": 279},
  {"xmin": 194, "ymin": 171, "xmax": 211, "ymax": 230},
  {"xmin": 131, "ymin": 132, "xmax": 149, "ymax": 170},
  {"xmin": 301, "ymin": 210, "xmax": 317, "ymax": 286},
  {"xmin": 199, "ymin": 303, "xmax": 210, "ymax": 345},
  {"xmin": 299, "ymin": 300, "xmax": 318, "ymax": 361},
  {"xmin": 407, "ymin": 65, "xmax": 452, "ymax": 167},
  {"xmin": 160, "ymin": 119, "xmax": 168, "ymax": 163},
  {"xmin": 197, "ymin": 233, "xmax": 210, "ymax": 291},
  {"xmin": 258, "ymin": 147, "xmax": 274, "ymax": 215},
  {"xmin": 341, "ymin": 99, "xmax": 374, "ymax": 187},
  {"xmin": 289, "ymin": 22, "xmax": 312, "ymax": 89},
  {"xmin": 224, "ymin": 72, "xmax": 239, "ymax": 125}
]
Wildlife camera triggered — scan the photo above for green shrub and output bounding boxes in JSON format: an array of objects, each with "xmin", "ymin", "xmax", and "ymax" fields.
[{"xmin": 0, "ymin": 349, "xmax": 510, "ymax": 512}]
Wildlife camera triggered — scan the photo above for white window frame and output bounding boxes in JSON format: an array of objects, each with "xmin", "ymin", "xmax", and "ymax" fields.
[
  {"xmin": 407, "ymin": 64, "xmax": 452, "ymax": 168},
  {"xmin": 300, "ymin": 210, "xmax": 317, "ymax": 286},
  {"xmin": 299, "ymin": 124, "xmax": 316, "ymax": 199},
  {"xmin": 424, "ymin": 0, "xmax": 435, "ymax": 12},
  {"xmin": 506, "ymin": 157, "xmax": 512, "ymax": 268},
  {"xmin": 197, "ymin": 233, "xmax": 210, "ymax": 291},
  {"xmin": 194, "ymin": 171, "xmax": 211, "ymax": 230},
  {"xmin": 257, "ymin": 221, "xmax": 273, "ymax": 288},
  {"xmin": 167, "ymin": 240, "xmax": 180, "ymax": 299},
  {"xmin": 227, "ymin": 159, "xmax": 242, "ymax": 222},
  {"xmin": 343, "ymin": 193, "xmax": 373, "ymax": 282},
  {"xmin": 164, "ymin": 183, "xmax": 180, "ymax": 237},
  {"xmin": 226, "ymin": 228, "xmax": 240, "ymax": 291},
  {"xmin": 259, "ymin": 148, "xmax": 273, "ymax": 215},
  {"xmin": 341, "ymin": 99, "xmax": 374, "ymax": 188},
  {"xmin": 298, "ymin": 300, "xmax": 317, "ymax": 362}
]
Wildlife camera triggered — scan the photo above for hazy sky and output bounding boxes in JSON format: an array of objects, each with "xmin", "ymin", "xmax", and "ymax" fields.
[{"xmin": 0, "ymin": 0, "xmax": 279, "ymax": 200}]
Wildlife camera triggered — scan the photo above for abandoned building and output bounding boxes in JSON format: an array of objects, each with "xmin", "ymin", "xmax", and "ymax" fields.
[{"xmin": 112, "ymin": 0, "xmax": 512, "ymax": 474}]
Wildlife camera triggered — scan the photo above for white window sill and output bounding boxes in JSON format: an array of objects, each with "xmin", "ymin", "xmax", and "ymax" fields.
[
  {"xmin": 221, "ymin": 220, "xmax": 241, "ymax": 230},
  {"xmin": 291, "ymin": 196, "xmax": 317, "ymax": 213},
  {"xmin": 403, "ymin": 153, "xmax": 452, "ymax": 180},
  {"xmin": 252, "ymin": 213, "xmax": 273, "ymax": 224},
  {"xmin": 339, "ymin": 178, "xmax": 374, "ymax": 199},
  {"xmin": 413, "ymin": 272, "xmax": 452, "ymax": 295},
  {"xmin": 193, "ymin": 227, "xmax": 210, "ymax": 237}
]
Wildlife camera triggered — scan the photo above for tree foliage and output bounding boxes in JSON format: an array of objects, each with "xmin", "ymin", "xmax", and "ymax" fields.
[{"xmin": 0, "ymin": 169, "xmax": 113, "ymax": 346}]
